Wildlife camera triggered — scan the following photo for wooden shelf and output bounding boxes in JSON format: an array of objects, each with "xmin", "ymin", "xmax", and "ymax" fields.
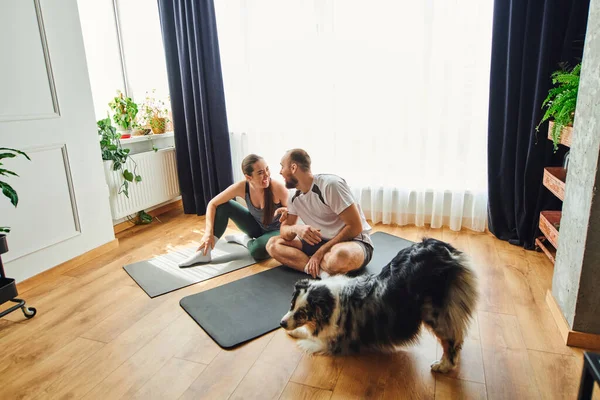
[
  {"xmin": 538, "ymin": 123, "xmax": 571, "ymax": 264},
  {"xmin": 543, "ymin": 167, "xmax": 567, "ymax": 201},
  {"xmin": 535, "ymin": 237, "xmax": 557, "ymax": 264},
  {"xmin": 548, "ymin": 121, "xmax": 573, "ymax": 148},
  {"xmin": 539, "ymin": 211, "xmax": 561, "ymax": 249}
]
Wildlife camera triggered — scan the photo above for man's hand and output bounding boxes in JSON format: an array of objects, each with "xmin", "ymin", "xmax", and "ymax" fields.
[
  {"xmin": 274, "ymin": 207, "xmax": 288, "ymax": 223},
  {"xmin": 305, "ymin": 251, "xmax": 324, "ymax": 278},
  {"xmin": 197, "ymin": 232, "xmax": 215, "ymax": 255},
  {"xmin": 296, "ymin": 225, "xmax": 322, "ymax": 245}
]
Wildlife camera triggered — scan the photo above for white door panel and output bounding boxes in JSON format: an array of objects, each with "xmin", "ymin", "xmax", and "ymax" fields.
[
  {"xmin": 1, "ymin": 144, "xmax": 81, "ymax": 263},
  {"xmin": 0, "ymin": 0, "xmax": 115, "ymax": 282},
  {"xmin": 0, "ymin": 0, "xmax": 59, "ymax": 121}
]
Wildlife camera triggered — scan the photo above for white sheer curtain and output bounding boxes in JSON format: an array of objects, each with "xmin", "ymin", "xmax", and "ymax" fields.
[{"xmin": 215, "ymin": 0, "xmax": 493, "ymax": 231}]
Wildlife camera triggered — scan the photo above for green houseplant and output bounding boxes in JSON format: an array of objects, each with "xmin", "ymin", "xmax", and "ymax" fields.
[
  {"xmin": 98, "ymin": 117, "xmax": 141, "ymax": 197},
  {"xmin": 536, "ymin": 63, "xmax": 581, "ymax": 152},
  {"xmin": 0, "ymin": 148, "xmax": 30, "ymax": 233},
  {"xmin": 140, "ymin": 90, "xmax": 170, "ymax": 134},
  {"xmin": 127, "ymin": 210, "xmax": 153, "ymax": 226},
  {"xmin": 0, "ymin": 147, "xmax": 37, "ymax": 320},
  {"xmin": 109, "ymin": 91, "xmax": 139, "ymax": 132}
]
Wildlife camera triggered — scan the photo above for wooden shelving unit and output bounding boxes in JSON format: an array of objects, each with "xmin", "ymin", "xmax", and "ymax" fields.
[
  {"xmin": 543, "ymin": 167, "xmax": 567, "ymax": 201},
  {"xmin": 535, "ymin": 237, "xmax": 557, "ymax": 263},
  {"xmin": 539, "ymin": 211, "xmax": 561, "ymax": 247},
  {"xmin": 548, "ymin": 121, "xmax": 573, "ymax": 147},
  {"xmin": 537, "ymin": 124, "xmax": 571, "ymax": 263}
]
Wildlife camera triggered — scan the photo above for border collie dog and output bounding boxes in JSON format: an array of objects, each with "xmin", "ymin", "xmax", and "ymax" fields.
[{"xmin": 280, "ymin": 238, "xmax": 478, "ymax": 373}]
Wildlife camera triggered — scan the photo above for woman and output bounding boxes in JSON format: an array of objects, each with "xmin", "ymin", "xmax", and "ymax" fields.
[{"xmin": 179, "ymin": 154, "xmax": 289, "ymax": 267}]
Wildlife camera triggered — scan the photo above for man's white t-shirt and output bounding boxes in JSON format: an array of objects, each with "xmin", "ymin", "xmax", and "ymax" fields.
[{"xmin": 287, "ymin": 174, "xmax": 372, "ymax": 244}]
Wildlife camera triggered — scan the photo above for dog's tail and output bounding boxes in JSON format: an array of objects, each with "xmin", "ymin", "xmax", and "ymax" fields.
[
  {"xmin": 442, "ymin": 251, "xmax": 478, "ymax": 340},
  {"xmin": 421, "ymin": 240, "xmax": 478, "ymax": 344}
]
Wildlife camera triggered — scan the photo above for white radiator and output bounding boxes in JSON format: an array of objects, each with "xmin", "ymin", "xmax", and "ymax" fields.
[{"xmin": 103, "ymin": 148, "xmax": 180, "ymax": 220}]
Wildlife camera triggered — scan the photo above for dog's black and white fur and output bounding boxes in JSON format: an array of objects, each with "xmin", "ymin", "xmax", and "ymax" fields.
[{"xmin": 280, "ymin": 237, "xmax": 478, "ymax": 373}]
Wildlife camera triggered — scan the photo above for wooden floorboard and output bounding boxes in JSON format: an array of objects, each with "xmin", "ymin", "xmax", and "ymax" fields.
[{"xmin": 0, "ymin": 211, "xmax": 595, "ymax": 399}]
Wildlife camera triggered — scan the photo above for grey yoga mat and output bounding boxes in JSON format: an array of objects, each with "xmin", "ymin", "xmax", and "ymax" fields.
[
  {"xmin": 123, "ymin": 240, "xmax": 257, "ymax": 298},
  {"xmin": 180, "ymin": 232, "xmax": 414, "ymax": 348}
]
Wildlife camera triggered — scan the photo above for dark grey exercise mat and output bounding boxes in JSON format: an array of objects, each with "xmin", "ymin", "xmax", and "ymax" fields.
[
  {"xmin": 180, "ymin": 231, "xmax": 414, "ymax": 348},
  {"xmin": 123, "ymin": 240, "xmax": 257, "ymax": 298}
]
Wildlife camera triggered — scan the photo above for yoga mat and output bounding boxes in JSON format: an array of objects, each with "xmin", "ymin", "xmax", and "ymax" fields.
[
  {"xmin": 180, "ymin": 232, "xmax": 413, "ymax": 348},
  {"xmin": 124, "ymin": 240, "xmax": 257, "ymax": 298}
]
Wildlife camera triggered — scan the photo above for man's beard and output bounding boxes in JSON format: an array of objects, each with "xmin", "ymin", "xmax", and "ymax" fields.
[{"xmin": 285, "ymin": 176, "xmax": 298, "ymax": 189}]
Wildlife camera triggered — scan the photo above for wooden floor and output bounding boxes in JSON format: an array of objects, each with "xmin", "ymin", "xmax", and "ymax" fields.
[{"xmin": 1, "ymin": 208, "xmax": 598, "ymax": 400}]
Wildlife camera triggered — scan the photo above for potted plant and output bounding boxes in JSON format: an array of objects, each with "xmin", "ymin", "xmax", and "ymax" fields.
[
  {"xmin": 0, "ymin": 147, "xmax": 36, "ymax": 319},
  {"xmin": 140, "ymin": 90, "xmax": 170, "ymax": 134},
  {"xmin": 108, "ymin": 91, "xmax": 141, "ymax": 136},
  {"xmin": 536, "ymin": 63, "xmax": 581, "ymax": 152},
  {"xmin": 126, "ymin": 210, "xmax": 154, "ymax": 226},
  {"xmin": 1, "ymin": 148, "xmax": 30, "ymax": 233},
  {"xmin": 98, "ymin": 117, "xmax": 142, "ymax": 197}
]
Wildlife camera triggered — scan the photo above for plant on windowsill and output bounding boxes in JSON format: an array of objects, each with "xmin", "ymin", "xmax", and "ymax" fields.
[
  {"xmin": 98, "ymin": 117, "xmax": 142, "ymax": 198},
  {"xmin": 109, "ymin": 91, "xmax": 141, "ymax": 136},
  {"xmin": 139, "ymin": 90, "xmax": 170, "ymax": 134},
  {"xmin": 0, "ymin": 148, "xmax": 30, "ymax": 234},
  {"xmin": 536, "ymin": 63, "xmax": 581, "ymax": 152}
]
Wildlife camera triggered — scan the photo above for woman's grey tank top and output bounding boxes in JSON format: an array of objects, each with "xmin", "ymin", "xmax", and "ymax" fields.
[{"xmin": 245, "ymin": 182, "xmax": 282, "ymax": 232}]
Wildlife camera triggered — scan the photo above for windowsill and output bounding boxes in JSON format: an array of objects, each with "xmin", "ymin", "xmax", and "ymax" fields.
[{"xmin": 120, "ymin": 131, "xmax": 174, "ymax": 144}]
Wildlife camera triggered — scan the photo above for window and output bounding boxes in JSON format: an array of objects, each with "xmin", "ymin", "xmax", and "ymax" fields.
[
  {"xmin": 77, "ymin": 0, "xmax": 171, "ymax": 122},
  {"xmin": 215, "ymin": 0, "xmax": 493, "ymax": 231}
]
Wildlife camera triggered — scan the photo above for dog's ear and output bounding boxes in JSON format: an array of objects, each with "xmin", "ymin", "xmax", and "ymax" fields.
[
  {"xmin": 307, "ymin": 286, "xmax": 334, "ymax": 322},
  {"xmin": 290, "ymin": 279, "xmax": 310, "ymax": 311},
  {"xmin": 294, "ymin": 279, "xmax": 310, "ymax": 291}
]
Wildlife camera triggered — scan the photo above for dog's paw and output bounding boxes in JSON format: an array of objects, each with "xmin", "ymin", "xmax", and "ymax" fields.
[
  {"xmin": 297, "ymin": 339, "xmax": 325, "ymax": 355},
  {"xmin": 286, "ymin": 327, "xmax": 309, "ymax": 339},
  {"xmin": 430, "ymin": 358, "xmax": 455, "ymax": 373}
]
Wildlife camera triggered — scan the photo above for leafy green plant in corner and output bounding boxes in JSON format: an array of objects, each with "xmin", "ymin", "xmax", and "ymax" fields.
[
  {"xmin": 109, "ymin": 91, "xmax": 139, "ymax": 131},
  {"xmin": 98, "ymin": 117, "xmax": 142, "ymax": 197},
  {"xmin": 126, "ymin": 210, "xmax": 153, "ymax": 226},
  {"xmin": 536, "ymin": 63, "xmax": 581, "ymax": 152},
  {"xmin": 0, "ymin": 148, "xmax": 31, "ymax": 233},
  {"xmin": 138, "ymin": 210, "xmax": 153, "ymax": 224}
]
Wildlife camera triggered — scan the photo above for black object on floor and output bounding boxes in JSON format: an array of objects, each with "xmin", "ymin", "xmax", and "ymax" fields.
[
  {"xmin": 578, "ymin": 351, "xmax": 600, "ymax": 399},
  {"xmin": 180, "ymin": 232, "xmax": 413, "ymax": 348},
  {"xmin": 0, "ymin": 234, "xmax": 37, "ymax": 320}
]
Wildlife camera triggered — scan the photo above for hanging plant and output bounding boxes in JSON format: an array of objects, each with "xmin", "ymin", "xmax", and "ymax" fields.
[
  {"xmin": 0, "ymin": 148, "xmax": 31, "ymax": 233},
  {"xmin": 98, "ymin": 117, "xmax": 141, "ymax": 197},
  {"xmin": 536, "ymin": 63, "xmax": 581, "ymax": 152}
]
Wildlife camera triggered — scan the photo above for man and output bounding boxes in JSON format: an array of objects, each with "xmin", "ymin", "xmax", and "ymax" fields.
[{"xmin": 266, "ymin": 149, "xmax": 373, "ymax": 278}]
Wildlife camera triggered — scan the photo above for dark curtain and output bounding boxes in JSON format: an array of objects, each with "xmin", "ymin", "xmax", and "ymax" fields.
[
  {"xmin": 487, "ymin": 0, "xmax": 590, "ymax": 249},
  {"xmin": 157, "ymin": 0, "xmax": 233, "ymax": 215}
]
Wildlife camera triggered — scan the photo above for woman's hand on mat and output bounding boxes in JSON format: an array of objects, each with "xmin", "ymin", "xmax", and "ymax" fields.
[
  {"xmin": 274, "ymin": 207, "xmax": 288, "ymax": 223},
  {"xmin": 296, "ymin": 225, "xmax": 322, "ymax": 245},
  {"xmin": 305, "ymin": 252, "xmax": 324, "ymax": 278},
  {"xmin": 197, "ymin": 233, "xmax": 215, "ymax": 255}
]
